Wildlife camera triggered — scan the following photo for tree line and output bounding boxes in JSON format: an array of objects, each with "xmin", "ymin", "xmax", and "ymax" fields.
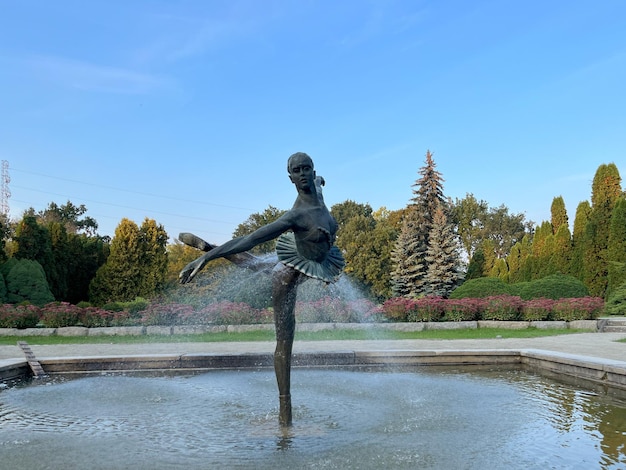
[{"xmin": 0, "ymin": 155, "xmax": 624, "ymax": 309}]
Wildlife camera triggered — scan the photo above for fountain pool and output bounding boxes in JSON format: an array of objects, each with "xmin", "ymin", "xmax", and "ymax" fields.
[{"xmin": 1, "ymin": 367, "xmax": 625, "ymax": 469}]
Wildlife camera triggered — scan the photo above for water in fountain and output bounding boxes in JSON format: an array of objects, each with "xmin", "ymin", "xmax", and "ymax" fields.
[{"xmin": 1, "ymin": 367, "xmax": 625, "ymax": 469}]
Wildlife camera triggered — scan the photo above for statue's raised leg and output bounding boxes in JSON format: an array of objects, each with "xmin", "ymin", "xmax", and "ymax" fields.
[{"xmin": 272, "ymin": 263, "xmax": 302, "ymax": 426}]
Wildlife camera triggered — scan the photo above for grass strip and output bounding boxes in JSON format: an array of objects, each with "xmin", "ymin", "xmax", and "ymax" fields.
[{"xmin": 0, "ymin": 327, "xmax": 589, "ymax": 346}]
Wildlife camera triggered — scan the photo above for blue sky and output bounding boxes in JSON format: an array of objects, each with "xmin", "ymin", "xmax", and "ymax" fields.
[{"xmin": 1, "ymin": 1, "xmax": 625, "ymax": 244}]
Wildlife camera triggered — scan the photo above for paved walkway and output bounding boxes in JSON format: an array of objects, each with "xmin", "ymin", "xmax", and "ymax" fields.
[{"xmin": 2, "ymin": 331, "xmax": 625, "ymax": 364}]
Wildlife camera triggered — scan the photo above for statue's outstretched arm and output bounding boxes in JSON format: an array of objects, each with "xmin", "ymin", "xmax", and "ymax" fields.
[{"xmin": 179, "ymin": 215, "xmax": 293, "ymax": 283}]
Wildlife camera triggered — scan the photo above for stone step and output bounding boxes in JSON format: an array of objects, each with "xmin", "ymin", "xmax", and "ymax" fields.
[
  {"xmin": 602, "ymin": 326, "xmax": 626, "ymax": 333},
  {"xmin": 605, "ymin": 319, "xmax": 626, "ymax": 327}
]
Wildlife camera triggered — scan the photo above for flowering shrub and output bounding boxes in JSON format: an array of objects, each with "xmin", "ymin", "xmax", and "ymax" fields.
[
  {"xmin": 0, "ymin": 303, "xmax": 41, "ymax": 328},
  {"xmin": 480, "ymin": 295, "xmax": 524, "ymax": 321},
  {"xmin": 442, "ymin": 298, "xmax": 482, "ymax": 322},
  {"xmin": 40, "ymin": 302, "xmax": 115, "ymax": 327},
  {"xmin": 293, "ymin": 297, "xmax": 382, "ymax": 323},
  {"xmin": 196, "ymin": 301, "xmax": 272, "ymax": 325},
  {"xmin": 346, "ymin": 299, "xmax": 385, "ymax": 323},
  {"xmin": 141, "ymin": 302, "xmax": 196, "ymax": 326},
  {"xmin": 381, "ymin": 297, "xmax": 415, "ymax": 322},
  {"xmin": 551, "ymin": 297, "xmax": 604, "ymax": 321},
  {"xmin": 409, "ymin": 297, "xmax": 446, "ymax": 322},
  {"xmin": 522, "ymin": 298, "xmax": 555, "ymax": 321}
]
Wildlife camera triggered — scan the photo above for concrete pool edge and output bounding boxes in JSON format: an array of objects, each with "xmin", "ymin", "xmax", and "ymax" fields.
[{"xmin": 2, "ymin": 348, "xmax": 625, "ymax": 392}]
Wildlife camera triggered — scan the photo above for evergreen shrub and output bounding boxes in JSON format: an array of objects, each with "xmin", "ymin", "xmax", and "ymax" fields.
[
  {"xmin": 480, "ymin": 295, "xmax": 523, "ymax": 321},
  {"xmin": 449, "ymin": 277, "xmax": 512, "ymax": 299},
  {"xmin": 605, "ymin": 282, "xmax": 626, "ymax": 315},
  {"xmin": 5, "ymin": 259, "xmax": 55, "ymax": 305},
  {"xmin": 518, "ymin": 274, "xmax": 588, "ymax": 300}
]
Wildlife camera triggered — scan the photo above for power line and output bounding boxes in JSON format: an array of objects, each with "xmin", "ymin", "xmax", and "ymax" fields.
[
  {"xmin": 11, "ymin": 186, "xmax": 240, "ymax": 226},
  {"xmin": 10, "ymin": 167, "xmax": 255, "ymax": 212}
]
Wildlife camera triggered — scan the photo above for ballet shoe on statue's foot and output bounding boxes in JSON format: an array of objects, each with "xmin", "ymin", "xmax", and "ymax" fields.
[{"xmin": 279, "ymin": 394, "xmax": 292, "ymax": 426}]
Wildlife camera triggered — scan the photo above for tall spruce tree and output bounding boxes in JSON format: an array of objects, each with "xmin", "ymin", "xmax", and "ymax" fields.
[
  {"xmin": 391, "ymin": 150, "xmax": 447, "ymax": 297},
  {"xmin": 423, "ymin": 204, "xmax": 462, "ymax": 296}
]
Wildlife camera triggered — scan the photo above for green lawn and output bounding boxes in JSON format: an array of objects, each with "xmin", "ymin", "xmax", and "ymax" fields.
[{"xmin": 0, "ymin": 327, "xmax": 589, "ymax": 346}]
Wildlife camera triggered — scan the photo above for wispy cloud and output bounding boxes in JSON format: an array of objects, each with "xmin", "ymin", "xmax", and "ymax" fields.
[{"xmin": 23, "ymin": 55, "xmax": 172, "ymax": 95}]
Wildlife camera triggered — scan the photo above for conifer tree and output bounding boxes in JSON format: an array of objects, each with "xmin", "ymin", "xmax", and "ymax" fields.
[
  {"xmin": 465, "ymin": 249, "xmax": 485, "ymax": 280},
  {"xmin": 551, "ymin": 224, "xmax": 573, "ymax": 275},
  {"xmin": 391, "ymin": 150, "xmax": 446, "ymax": 297},
  {"xmin": 550, "ymin": 196, "xmax": 568, "ymax": 234},
  {"xmin": 607, "ymin": 197, "xmax": 626, "ymax": 298},
  {"xmin": 531, "ymin": 221, "xmax": 556, "ymax": 279},
  {"xmin": 507, "ymin": 235, "xmax": 532, "ymax": 283},
  {"xmin": 423, "ymin": 204, "xmax": 462, "ymax": 297},
  {"xmin": 570, "ymin": 200, "xmax": 592, "ymax": 280},
  {"xmin": 584, "ymin": 163, "xmax": 622, "ymax": 296},
  {"xmin": 138, "ymin": 218, "xmax": 169, "ymax": 297},
  {"xmin": 89, "ymin": 218, "xmax": 144, "ymax": 304}
]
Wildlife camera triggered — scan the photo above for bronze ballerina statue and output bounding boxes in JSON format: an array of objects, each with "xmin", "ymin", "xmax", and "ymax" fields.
[{"xmin": 179, "ymin": 152, "xmax": 344, "ymax": 426}]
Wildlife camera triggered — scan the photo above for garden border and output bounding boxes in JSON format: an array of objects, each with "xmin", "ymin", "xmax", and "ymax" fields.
[{"xmin": 0, "ymin": 319, "xmax": 600, "ymax": 337}]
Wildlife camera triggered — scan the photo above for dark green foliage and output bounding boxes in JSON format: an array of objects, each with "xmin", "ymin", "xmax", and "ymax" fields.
[
  {"xmin": 0, "ymin": 215, "xmax": 10, "ymax": 264},
  {"xmin": 37, "ymin": 200, "xmax": 99, "ymax": 235},
  {"xmin": 331, "ymin": 200, "xmax": 373, "ymax": 229},
  {"xmin": 449, "ymin": 277, "xmax": 512, "ymax": 299},
  {"xmin": 517, "ymin": 274, "xmax": 588, "ymax": 300},
  {"xmin": 5, "ymin": 259, "xmax": 55, "ymax": 305},
  {"xmin": 333, "ymin": 208, "xmax": 395, "ymax": 299},
  {"xmin": 465, "ymin": 249, "xmax": 485, "ymax": 280},
  {"xmin": 14, "ymin": 215, "xmax": 56, "ymax": 289},
  {"xmin": 0, "ymin": 258, "xmax": 18, "ymax": 278},
  {"xmin": 0, "ymin": 272, "xmax": 6, "ymax": 302},
  {"xmin": 233, "ymin": 205, "xmax": 287, "ymax": 254},
  {"xmin": 605, "ymin": 282, "xmax": 626, "ymax": 315}
]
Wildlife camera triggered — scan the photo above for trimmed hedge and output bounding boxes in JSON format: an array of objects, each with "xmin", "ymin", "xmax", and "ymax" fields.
[
  {"xmin": 451, "ymin": 274, "xmax": 589, "ymax": 301},
  {"xmin": 449, "ymin": 277, "xmax": 512, "ymax": 299}
]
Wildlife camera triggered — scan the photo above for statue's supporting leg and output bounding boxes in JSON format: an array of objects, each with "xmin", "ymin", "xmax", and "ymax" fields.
[{"xmin": 272, "ymin": 263, "xmax": 302, "ymax": 426}]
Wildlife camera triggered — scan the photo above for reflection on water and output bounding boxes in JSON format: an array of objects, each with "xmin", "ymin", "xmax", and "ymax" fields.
[{"xmin": 1, "ymin": 368, "xmax": 625, "ymax": 469}]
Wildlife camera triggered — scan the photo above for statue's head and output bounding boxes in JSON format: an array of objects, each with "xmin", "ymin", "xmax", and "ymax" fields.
[
  {"xmin": 287, "ymin": 152, "xmax": 316, "ymax": 192},
  {"xmin": 287, "ymin": 152, "xmax": 314, "ymax": 174}
]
